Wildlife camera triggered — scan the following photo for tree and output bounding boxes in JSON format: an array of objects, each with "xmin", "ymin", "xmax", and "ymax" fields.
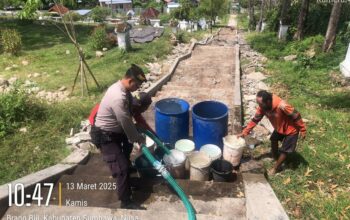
[
  {"xmin": 280, "ymin": 0, "xmax": 291, "ymax": 25},
  {"xmin": 322, "ymin": 2, "xmax": 342, "ymax": 52},
  {"xmin": 18, "ymin": 0, "xmax": 42, "ymax": 20},
  {"xmin": 257, "ymin": 0, "xmax": 265, "ymax": 32},
  {"xmin": 171, "ymin": 0, "xmax": 194, "ymax": 21},
  {"xmin": 91, "ymin": 6, "xmax": 111, "ymax": 22},
  {"xmin": 248, "ymin": 0, "xmax": 256, "ymax": 30},
  {"xmin": 294, "ymin": 0, "xmax": 310, "ymax": 40},
  {"xmin": 198, "ymin": 0, "xmax": 229, "ymax": 24}
]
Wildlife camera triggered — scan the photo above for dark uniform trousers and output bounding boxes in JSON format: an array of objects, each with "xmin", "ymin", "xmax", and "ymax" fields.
[{"xmin": 100, "ymin": 134, "xmax": 133, "ymax": 202}]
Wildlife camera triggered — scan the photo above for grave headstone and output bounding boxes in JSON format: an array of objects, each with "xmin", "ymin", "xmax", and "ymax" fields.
[
  {"xmin": 179, "ymin": 20, "xmax": 189, "ymax": 30},
  {"xmin": 278, "ymin": 24, "xmax": 289, "ymax": 41},
  {"xmin": 340, "ymin": 43, "xmax": 350, "ymax": 78},
  {"xmin": 115, "ymin": 22, "xmax": 132, "ymax": 51},
  {"xmin": 193, "ymin": 22, "xmax": 198, "ymax": 31},
  {"xmin": 261, "ymin": 22, "xmax": 267, "ymax": 32}
]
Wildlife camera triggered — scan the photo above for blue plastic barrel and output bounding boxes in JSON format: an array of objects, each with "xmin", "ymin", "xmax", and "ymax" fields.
[
  {"xmin": 155, "ymin": 98, "xmax": 190, "ymax": 146},
  {"xmin": 192, "ymin": 101, "xmax": 228, "ymax": 150}
]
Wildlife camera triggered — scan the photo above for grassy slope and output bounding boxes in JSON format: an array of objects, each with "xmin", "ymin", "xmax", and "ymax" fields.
[
  {"xmin": 0, "ymin": 20, "xmax": 174, "ymax": 92},
  {"xmin": 238, "ymin": 15, "xmax": 350, "ymax": 219},
  {"xmin": 0, "ymin": 19, "xmax": 210, "ymax": 184}
]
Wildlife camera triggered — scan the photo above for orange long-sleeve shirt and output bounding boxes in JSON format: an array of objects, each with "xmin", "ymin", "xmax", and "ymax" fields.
[{"xmin": 242, "ymin": 95, "xmax": 306, "ymax": 136}]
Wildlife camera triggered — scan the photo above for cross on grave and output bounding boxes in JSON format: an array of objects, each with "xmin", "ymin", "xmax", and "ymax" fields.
[{"xmin": 340, "ymin": 43, "xmax": 350, "ymax": 78}]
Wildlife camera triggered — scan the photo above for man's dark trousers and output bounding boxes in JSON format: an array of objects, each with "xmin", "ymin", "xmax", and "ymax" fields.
[{"xmin": 100, "ymin": 134, "xmax": 133, "ymax": 202}]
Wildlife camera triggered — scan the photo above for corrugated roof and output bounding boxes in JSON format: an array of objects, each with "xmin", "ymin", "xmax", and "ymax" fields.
[
  {"xmin": 48, "ymin": 4, "xmax": 69, "ymax": 14},
  {"xmin": 74, "ymin": 9, "xmax": 91, "ymax": 15}
]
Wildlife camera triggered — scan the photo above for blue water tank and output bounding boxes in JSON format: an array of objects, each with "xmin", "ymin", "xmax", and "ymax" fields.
[
  {"xmin": 155, "ymin": 98, "xmax": 190, "ymax": 146},
  {"xmin": 192, "ymin": 101, "xmax": 228, "ymax": 150}
]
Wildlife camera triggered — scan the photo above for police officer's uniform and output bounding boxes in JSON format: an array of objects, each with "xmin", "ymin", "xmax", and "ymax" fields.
[{"xmin": 93, "ymin": 80, "xmax": 145, "ymax": 204}]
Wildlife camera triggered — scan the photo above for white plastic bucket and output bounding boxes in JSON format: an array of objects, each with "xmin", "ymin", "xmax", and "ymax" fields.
[
  {"xmin": 163, "ymin": 149, "xmax": 186, "ymax": 179},
  {"xmin": 175, "ymin": 139, "xmax": 195, "ymax": 155},
  {"xmin": 175, "ymin": 139, "xmax": 195, "ymax": 171},
  {"xmin": 188, "ymin": 151, "xmax": 212, "ymax": 181},
  {"xmin": 200, "ymin": 144, "xmax": 222, "ymax": 161},
  {"xmin": 223, "ymin": 135, "xmax": 246, "ymax": 166}
]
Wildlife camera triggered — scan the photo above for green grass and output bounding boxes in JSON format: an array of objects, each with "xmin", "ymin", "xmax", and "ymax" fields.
[
  {"xmin": 237, "ymin": 13, "xmax": 249, "ymax": 31},
  {"xmin": 0, "ymin": 98, "xmax": 94, "ymax": 184},
  {"xmin": 0, "ymin": 19, "xmax": 176, "ymax": 93},
  {"xmin": 245, "ymin": 31, "xmax": 350, "ymax": 219},
  {"xmin": 0, "ymin": 18, "xmax": 212, "ymax": 185}
]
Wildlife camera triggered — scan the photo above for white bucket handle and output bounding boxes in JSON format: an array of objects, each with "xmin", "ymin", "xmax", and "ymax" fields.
[{"xmin": 192, "ymin": 166, "xmax": 210, "ymax": 175}]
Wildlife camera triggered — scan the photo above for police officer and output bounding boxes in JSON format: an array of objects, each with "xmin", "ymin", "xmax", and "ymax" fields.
[{"xmin": 92, "ymin": 64, "xmax": 147, "ymax": 208}]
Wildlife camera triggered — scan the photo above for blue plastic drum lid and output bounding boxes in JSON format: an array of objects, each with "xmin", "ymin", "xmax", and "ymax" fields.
[
  {"xmin": 155, "ymin": 98, "xmax": 190, "ymax": 147},
  {"xmin": 192, "ymin": 101, "xmax": 228, "ymax": 150}
]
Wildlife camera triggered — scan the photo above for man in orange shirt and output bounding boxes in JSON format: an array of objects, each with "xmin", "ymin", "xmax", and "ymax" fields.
[{"xmin": 238, "ymin": 90, "xmax": 306, "ymax": 175}]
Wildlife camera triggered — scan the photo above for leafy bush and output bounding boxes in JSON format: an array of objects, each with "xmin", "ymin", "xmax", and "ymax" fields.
[
  {"xmin": 171, "ymin": 0, "xmax": 194, "ymax": 21},
  {"xmin": 265, "ymin": 9, "xmax": 279, "ymax": 32},
  {"xmin": 0, "ymin": 29, "xmax": 22, "ymax": 55},
  {"xmin": 0, "ymin": 89, "xmax": 45, "ymax": 138},
  {"xmin": 91, "ymin": 6, "xmax": 111, "ymax": 22},
  {"xmin": 159, "ymin": 13, "xmax": 171, "ymax": 24},
  {"xmin": 88, "ymin": 26, "xmax": 110, "ymax": 50},
  {"xmin": 63, "ymin": 12, "xmax": 83, "ymax": 22},
  {"xmin": 175, "ymin": 31, "xmax": 185, "ymax": 43}
]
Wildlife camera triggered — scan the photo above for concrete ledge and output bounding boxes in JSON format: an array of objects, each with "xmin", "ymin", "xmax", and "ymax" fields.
[
  {"xmin": 61, "ymin": 148, "xmax": 90, "ymax": 165},
  {"xmin": 243, "ymin": 173, "xmax": 289, "ymax": 220},
  {"xmin": 232, "ymin": 43, "xmax": 243, "ymax": 133},
  {"xmin": 0, "ymin": 163, "xmax": 76, "ymax": 216}
]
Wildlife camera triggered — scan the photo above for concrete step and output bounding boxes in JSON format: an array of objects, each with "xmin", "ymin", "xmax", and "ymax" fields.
[
  {"xmin": 3, "ymin": 205, "xmax": 243, "ymax": 220},
  {"xmin": 171, "ymin": 71, "xmax": 234, "ymax": 81},
  {"xmin": 191, "ymin": 45, "xmax": 235, "ymax": 55},
  {"xmin": 161, "ymin": 85, "xmax": 233, "ymax": 96},
  {"xmin": 43, "ymin": 187, "xmax": 245, "ymax": 217},
  {"xmin": 53, "ymin": 174, "xmax": 244, "ymax": 199},
  {"xmin": 176, "ymin": 65, "xmax": 235, "ymax": 73},
  {"xmin": 135, "ymin": 195, "xmax": 246, "ymax": 218},
  {"xmin": 41, "ymin": 172, "xmax": 244, "ymax": 213},
  {"xmin": 168, "ymin": 78, "xmax": 234, "ymax": 88}
]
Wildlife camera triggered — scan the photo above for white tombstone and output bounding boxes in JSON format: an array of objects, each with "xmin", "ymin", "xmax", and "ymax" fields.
[
  {"xmin": 198, "ymin": 18, "xmax": 207, "ymax": 30},
  {"xmin": 340, "ymin": 43, "xmax": 350, "ymax": 78},
  {"xmin": 171, "ymin": 27, "xmax": 178, "ymax": 33},
  {"xmin": 179, "ymin": 20, "xmax": 188, "ymax": 31},
  {"xmin": 150, "ymin": 19, "xmax": 160, "ymax": 27},
  {"xmin": 117, "ymin": 31, "xmax": 131, "ymax": 50},
  {"xmin": 193, "ymin": 22, "xmax": 198, "ymax": 31},
  {"xmin": 261, "ymin": 22, "xmax": 267, "ymax": 32},
  {"xmin": 278, "ymin": 24, "xmax": 289, "ymax": 41}
]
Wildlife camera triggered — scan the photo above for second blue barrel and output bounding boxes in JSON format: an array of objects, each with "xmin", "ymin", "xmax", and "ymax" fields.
[
  {"xmin": 192, "ymin": 101, "xmax": 228, "ymax": 150},
  {"xmin": 155, "ymin": 98, "xmax": 190, "ymax": 146}
]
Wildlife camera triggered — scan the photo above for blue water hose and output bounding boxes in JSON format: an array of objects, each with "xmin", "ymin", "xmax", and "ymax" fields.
[{"xmin": 141, "ymin": 145, "xmax": 196, "ymax": 220}]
